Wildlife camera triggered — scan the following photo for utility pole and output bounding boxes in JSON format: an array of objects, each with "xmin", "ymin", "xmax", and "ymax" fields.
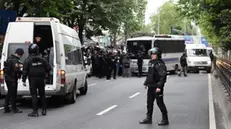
[
  {"xmin": 39, "ymin": 0, "xmax": 41, "ymax": 17},
  {"xmin": 158, "ymin": 11, "xmax": 160, "ymax": 34},
  {"xmin": 184, "ymin": 19, "xmax": 187, "ymax": 35}
]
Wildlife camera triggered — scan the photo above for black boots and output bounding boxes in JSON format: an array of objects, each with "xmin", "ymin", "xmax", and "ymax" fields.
[
  {"xmin": 11, "ymin": 108, "xmax": 23, "ymax": 113},
  {"xmin": 42, "ymin": 109, "xmax": 46, "ymax": 116},
  {"xmin": 28, "ymin": 111, "xmax": 39, "ymax": 117},
  {"xmin": 28, "ymin": 109, "xmax": 46, "ymax": 117},
  {"xmin": 139, "ymin": 116, "xmax": 152, "ymax": 124},
  {"xmin": 158, "ymin": 114, "xmax": 169, "ymax": 126},
  {"xmin": 4, "ymin": 107, "xmax": 11, "ymax": 113},
  {"xmin": 139, "ymin": 114, "xmax": 169, "ymax": 126}
]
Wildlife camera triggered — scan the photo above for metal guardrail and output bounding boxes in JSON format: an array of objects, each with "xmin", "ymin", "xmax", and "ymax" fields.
[{"xmin": 216, "ymin": 58, "xmax": 231, "ymax": 98}]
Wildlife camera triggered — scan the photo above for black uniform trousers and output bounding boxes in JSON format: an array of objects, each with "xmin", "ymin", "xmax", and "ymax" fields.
[
  {"xmin": 146, "ymin": 87, "xmax": 168, "ymax": 117},
  {"xmin": 138, "ymin": 64, "xmax": 142, "ymax": 76},
  {"xmin": 112, "ymin": 64, "xmax": 117, "ymax": 79},
  {"xmin": 4, "ymin": 80, "xmax": 18, "ymax": 110},
  {"xmin": 29, "ymin": 78, "xmax": 46, "ymax": 111}
]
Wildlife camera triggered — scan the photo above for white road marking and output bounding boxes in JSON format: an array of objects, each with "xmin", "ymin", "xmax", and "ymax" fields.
[
  {"xmin": 129, "ymin": 92, "xmax": 140, "ymax": 98},
  {"xmin": 0, "ymin": 104, "xmax": 20, "ymax": 110},
  {"xmin": 89, "ymin": 83, "xmax": 97, "ymax": 87},
  {"xmin": 105, "ymin": 80, "xmax": 110, "ymax": 82},
  {"xmin": 96, "ymin": 105, "xmax": 118, "ymax": 116},
  {"xmin": 208, "ymin": 74, "xmax": 217, "ymax": 129}
]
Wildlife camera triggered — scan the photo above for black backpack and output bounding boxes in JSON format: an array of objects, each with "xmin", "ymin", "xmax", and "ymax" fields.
[{"xmin": 3, "ymin": 56, "xmax": 13, "ymax": 75}]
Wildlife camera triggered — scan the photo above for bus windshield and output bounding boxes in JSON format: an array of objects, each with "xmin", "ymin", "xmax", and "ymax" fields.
[
  {"xmin": 127, "ymin": 40, "xmax": 152, "ymax": 59},
  {"xmin": 187, "ymin": 49, "xmax": 208, "ymax": 57},
  {"xmin": 154, "ymin": 40, "xmax": 185, "ymax": 53}
]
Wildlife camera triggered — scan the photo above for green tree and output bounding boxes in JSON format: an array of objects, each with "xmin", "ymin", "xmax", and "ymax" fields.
[
  {"xmin": 2, "ymin": 0, "xmax": 147, "ymax": 46},
  {"xmin": 177, "ymin": 0, "xmax": 231, "ymax": 50},
  {"xmin": 150, "ymin": 1, "xmax": 193, "ymax": 35}
]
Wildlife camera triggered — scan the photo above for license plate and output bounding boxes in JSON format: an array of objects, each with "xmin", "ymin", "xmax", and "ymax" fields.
[{"xmin": 199, "ymin": 67, "xmax": 204, "ymax": 69}]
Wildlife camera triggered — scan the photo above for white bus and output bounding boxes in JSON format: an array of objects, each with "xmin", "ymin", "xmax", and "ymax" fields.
[
  {"xmin": 126, "ymin": 35, "xmax": 185, "ymax": 75},
  {"xmin": 0, "ymin": 17, "xmax": 88, "ymax": 104}
]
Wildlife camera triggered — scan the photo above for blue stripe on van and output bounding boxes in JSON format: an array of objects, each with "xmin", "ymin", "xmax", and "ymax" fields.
[{"xmin": 162, "ymin": 57, "xmax": 179, "ymax": 62}]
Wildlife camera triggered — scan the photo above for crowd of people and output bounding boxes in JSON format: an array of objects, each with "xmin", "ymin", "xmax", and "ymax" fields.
[{"xmin": 81, "ymin": 45, "xmax": 133, "ymax": 79}]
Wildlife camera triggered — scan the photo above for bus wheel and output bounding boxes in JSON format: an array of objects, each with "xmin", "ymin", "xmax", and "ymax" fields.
[{"xmin": 170, "ymin": 65, "xmax": 179, "ymax": 74}]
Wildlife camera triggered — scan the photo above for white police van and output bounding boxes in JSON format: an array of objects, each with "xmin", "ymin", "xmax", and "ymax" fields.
[
  {"xmin": 185, "ymin": 44, "xmax": 212, "ymax": 73},
  {"xmin": 0, "ymin": 17, "xmax": 88, "ymax": 103}
]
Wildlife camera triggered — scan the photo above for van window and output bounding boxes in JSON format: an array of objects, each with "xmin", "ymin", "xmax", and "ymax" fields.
[
  {"xmin": 187, "ymin": 49, "xmax": 208, "ymax": 57},
  {"xmin": 55, "ymin": 41, "xmax": 60, "ymax": 64},
  {"xmin": 64, "ymin": 44, "xmax": 76, "ymax": 65},
  {"xmin": 7, "ymin": 43, "xmax": 30, "ymax": 63},
  {"xmin": 76, "ymin": 48, "xmax": 83, "ymax": 64}
]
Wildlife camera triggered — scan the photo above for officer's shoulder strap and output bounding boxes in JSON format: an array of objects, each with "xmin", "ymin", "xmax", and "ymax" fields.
[{"xmin": 154, "ymin": 60, "xmax": 165, "ymax": 69}]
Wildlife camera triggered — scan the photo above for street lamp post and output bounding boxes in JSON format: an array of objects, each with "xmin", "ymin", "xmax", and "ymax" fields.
[{"xmin": 158, "ymin": 11, "xmax": 160, "ymax": 34}]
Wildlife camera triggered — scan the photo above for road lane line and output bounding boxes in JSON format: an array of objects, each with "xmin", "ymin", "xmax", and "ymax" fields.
[
  {"xmin": 89, "ymin": 83, "xmax": 97, "ymax": 87},
  {"xmin": 0, "ymin": 104, "xmax": 20, "ymax": 110},
  {"xmin": 96, "ymin": 105, "xmax": 118, "ymax": 116},
  {"xmin": 208, "ymin": 74, "xmax": 217, "ymax": 129},
  {"xmin": 105, "ymin": 80, "xmax": 110, "ymax": 82},
  {"xmin": 129, "ymin": 92, "xmax": 140, "ymax": 98}
]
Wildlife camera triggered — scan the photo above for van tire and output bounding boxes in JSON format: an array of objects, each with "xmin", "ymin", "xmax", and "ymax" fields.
[
  {"xmin": 79, "ymin": 80, "xmax": 88, "ymax": 95},
  {"xmin": 66, "ymin": 84, "xmax": 77, "ymax": 104}
]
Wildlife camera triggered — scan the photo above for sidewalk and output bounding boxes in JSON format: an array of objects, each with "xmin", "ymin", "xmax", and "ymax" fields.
[{"xmin": 211, "ymin": 71, "xmax": 231, "ymax": 129}]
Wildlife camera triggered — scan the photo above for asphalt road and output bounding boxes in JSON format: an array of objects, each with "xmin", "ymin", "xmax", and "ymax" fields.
[{"xmin": 0, "ymin": 73, "xmax": 209, "ymax": 129}]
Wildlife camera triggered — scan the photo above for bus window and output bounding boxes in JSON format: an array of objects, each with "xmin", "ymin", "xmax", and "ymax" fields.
[
  {"xmin": 154, "ymin": 40, "xmax": 185, "ymax": 53},
  {"xmin": 127, "ymin": 40, "xmax": 152, "ymax": 59}
]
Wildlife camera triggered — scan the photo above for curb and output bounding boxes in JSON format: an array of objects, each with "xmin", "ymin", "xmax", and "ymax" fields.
[{"xmin": 208, "ymin": 74, "xmax": 217, "ymax": 129}]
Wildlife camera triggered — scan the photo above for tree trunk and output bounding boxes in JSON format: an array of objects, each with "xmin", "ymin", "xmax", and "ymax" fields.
[
  {"xmin": 0, "ymin": 0, "xmax": 7, "ymax": 9},
  {"xmin": 78, "ymin": 24, "xmax": 84, "ymax": 45},
  {"xmin": 13, "ymin": 0, "xmax": 21, "ymax": 16}
]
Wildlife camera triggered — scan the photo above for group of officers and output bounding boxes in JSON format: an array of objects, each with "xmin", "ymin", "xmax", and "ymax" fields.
[
  {"xmin": 3, "ymin": 41, "xmax": 170, "ymax": 126},
  {"xmin": 3, "ymin": 42, "xmax": 51, "ymax": 117},
  {"xmin": 90, "ymin": 47, "xmax": 123, "ymax": 80}
]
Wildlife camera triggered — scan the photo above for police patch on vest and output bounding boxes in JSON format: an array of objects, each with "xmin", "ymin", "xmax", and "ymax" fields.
[
  {"xmin": 15, "ymin": 63, "xmax": 19, "ymax": 67},
  {"xmin": 32, "ymin": 62, "xmax": 43, "ymax": 66}
]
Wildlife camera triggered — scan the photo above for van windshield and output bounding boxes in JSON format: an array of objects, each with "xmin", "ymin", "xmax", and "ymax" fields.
[
  {"xmin": 7, "ymin": 43, "xmax": 30, "ymax": 63},
  {"xmin": 187, "ymin": 49, "xmax": 208, "ymax": 57}
]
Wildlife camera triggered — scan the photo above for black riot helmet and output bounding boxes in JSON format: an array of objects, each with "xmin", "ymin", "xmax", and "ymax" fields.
[
  {"xmin": 28, "ymin": 43, "xmax": 39, "ymax": 55},
  {"xmin": 148, "ymin": 47, "xmax": 162, "ymax": 59}
]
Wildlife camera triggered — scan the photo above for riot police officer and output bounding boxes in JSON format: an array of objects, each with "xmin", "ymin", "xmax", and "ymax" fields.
[
  {"xmin": 178, "ymin": 52, "xmax": 187, "ymax": 77},
  {"xmin": 3, "ymin": 48, "xmax": 24, "ymax": 113},
  {"xmin": 137, "ymin": 52, "xmax": 143, "ymax": 77},
  {"xmin": 139, "ymin": 47, "xmax": 169, "ymax": 126},
  {"xmin": 22, "ymin": 44, "xmax": 51, "ymax": 117}
]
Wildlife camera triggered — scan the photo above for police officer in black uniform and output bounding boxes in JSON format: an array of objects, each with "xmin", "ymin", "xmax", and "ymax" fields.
[
  {"xmin": 178, "ymin": 52, "xmax": 187, "ymax": 77},
  {"xmin": 22, "ymin": 44, "xmax": 51, "ymax": 117},
  {"xmin": 34, "ymin": 34, "xmax": 51, "ymax": 62},
  {"xmin": 137, "ymin": 52, "xmax": 143, "ymax": 77},
  {"xmin": 139, "ymin": 47, "xmax": 169, "ymax": 126},
  {"xmin": 3, "ymin": 48, "xmax": 24, "ymax": 113}
]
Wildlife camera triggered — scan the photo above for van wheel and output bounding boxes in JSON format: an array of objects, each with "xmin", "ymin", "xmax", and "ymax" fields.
[
  {"xmin": 66, "ymin": 86, "xmax": 77, "ymax": 104},
  {"xmin": 79, "ymin": 80, "xmax": 88, "ymax": 95}
]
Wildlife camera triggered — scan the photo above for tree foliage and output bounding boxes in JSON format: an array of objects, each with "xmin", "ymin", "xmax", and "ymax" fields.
[
  {"xmin": 2, "ymin": 0, "xmax": 147, "ymax": 45},
  {"xmin": 150, "ymin": 1, "xmax": 194, "ymax": 35},
  {"xmin": 177, "ymin": 0, "xmax": 231, "ymax": 50}
]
